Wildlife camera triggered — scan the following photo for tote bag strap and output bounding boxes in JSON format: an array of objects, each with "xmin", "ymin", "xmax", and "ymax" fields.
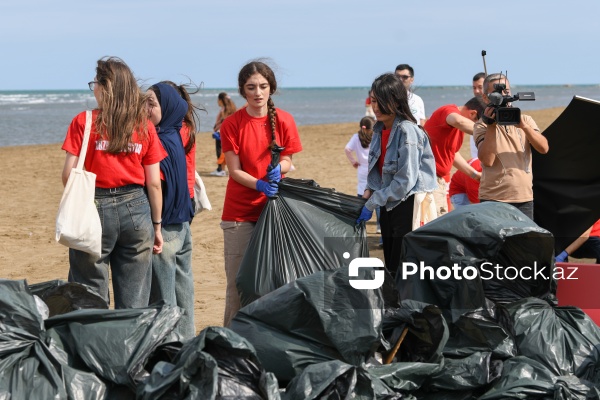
[{"xmin": 75, "ymin": 110, "xmax": 93, "ymax": 170}]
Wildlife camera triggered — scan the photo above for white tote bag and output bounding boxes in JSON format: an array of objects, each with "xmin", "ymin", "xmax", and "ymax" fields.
[
  {"xmin": 193, "ymin": 170, "xmax": 212, "ymax": 213},
  {"xmin": 412, "ymin": 192, "xmax": 437, "ymax": 231},
  {"xmin": 55, "ymin": 110, "xmax": 102, "ymax": 259}
]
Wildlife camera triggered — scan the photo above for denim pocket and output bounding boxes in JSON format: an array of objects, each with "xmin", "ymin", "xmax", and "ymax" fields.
[
  {"xmin": 382, "ymin": 160, "xmax": 398, "ymax": 174},
  {"xmin": 127, "ymin": 196, "xmax": 151, "ymax": 231}
]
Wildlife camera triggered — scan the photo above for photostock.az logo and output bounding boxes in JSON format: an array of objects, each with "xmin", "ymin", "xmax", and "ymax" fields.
[{"xmin": 348, "ymin": 257, "xmax": 385, "ymax": 290}]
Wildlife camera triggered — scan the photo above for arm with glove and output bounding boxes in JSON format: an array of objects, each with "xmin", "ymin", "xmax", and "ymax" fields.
[{"xmin": 556, "ymin": 225, "xmax": 594, "ymax": 263}]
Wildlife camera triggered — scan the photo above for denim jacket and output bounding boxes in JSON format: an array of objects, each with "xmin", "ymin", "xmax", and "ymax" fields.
[{"xmin": 365, "ymin": 117, "xmax": 437, "ymax": 212}]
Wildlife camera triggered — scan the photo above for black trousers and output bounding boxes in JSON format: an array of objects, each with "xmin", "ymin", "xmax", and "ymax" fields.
[{"xmin": 379, "ymin": 195, "xmax": 414, "ymax": 276}]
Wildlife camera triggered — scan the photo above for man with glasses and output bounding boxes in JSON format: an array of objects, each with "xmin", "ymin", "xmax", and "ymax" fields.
[
  {"xmin": 394, "ymin": 64, "xmax": 426, "ymax": 126},
  {"xmin": 473, "ymin": 73, "xmax": 549, "ymax": 220}
]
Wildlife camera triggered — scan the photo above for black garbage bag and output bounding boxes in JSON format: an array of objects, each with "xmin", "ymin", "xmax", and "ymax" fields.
[
  {"xmin": 499, "ymin": 297, "xmax": 600, "ymax": 381},
  {"xmin": 0, "ymin": 279, "xmax": 44, "ymax": 336},
  {"xmin": 443, "ymin": 305, "xmax": 517, "ymax": 360},
  {"xmin": 382, "ymin": 300, "xmax": 448, "ymax": 364},
  {"xmin": 236, "ymin": 178, "xmax": 368, "ymax": 307},
  {"xmin": 29, "ymin": 280, "xmax": 108, "ymax": 317},
  {"xmin": 283, "ymin": 360, "xmax": 402, "ymax": 400},
  {"xmin": 44, "ymin": 304, "xmax": 183, "ymax": 391},
  {"xmin": 397, "ymin": 202, "xmax": 555, "ymax": 325},
  {"xmin": 230, "ymin": 266, "xmax": 384, "ymax": 385},
  {"xmin": 0, "ymin": 325, "xmax": 69, "ymax": 400},
  {"xmin": 427, "ymin": 352, "xmax": 502, "ymax": 393},
  {"xmin": 138, "ymin": 326, "xmax": 279, "ymax": 399},
  {"xmin": 367, "ymin": 361, "xmax": 442, "ymax": 394}
]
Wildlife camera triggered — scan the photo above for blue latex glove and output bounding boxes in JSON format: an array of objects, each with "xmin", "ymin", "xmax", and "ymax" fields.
[
  {"xmin": 212, "ymin": 132, "xmax": 221, "ymax": 140},
  {"xmin": 267, "ymin": 163, "xmax": 281, "ymax": 183},
  {"xmin": 256, "ymin": 180, "xmax": 278, "ymax": 198},
  {"xmin": 356, "ymin": 205, "xmax": 373, "ymax": 224},
  {"xmin": 555, "ymin": 250, "xmax": 568, "ymax": 263}
]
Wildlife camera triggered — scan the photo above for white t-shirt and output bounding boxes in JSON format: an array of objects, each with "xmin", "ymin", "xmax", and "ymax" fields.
[
  {"xmin": 408, "ymin": 92, "xmax": 426, "ymax": 124},
  {"xmin": 345, "ymin": 133, "xmax": 370, "ymax": 195}
]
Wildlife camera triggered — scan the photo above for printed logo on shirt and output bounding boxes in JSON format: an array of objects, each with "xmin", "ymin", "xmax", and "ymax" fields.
[{"xmin": 95, "ymin": 140, "xmax": 142, "ymax": 154}]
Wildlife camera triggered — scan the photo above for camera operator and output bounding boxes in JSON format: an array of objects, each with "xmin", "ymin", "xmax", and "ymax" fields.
[{"xmin": 473, "ymin": 73, "xmax": 549, "ymax": 220}]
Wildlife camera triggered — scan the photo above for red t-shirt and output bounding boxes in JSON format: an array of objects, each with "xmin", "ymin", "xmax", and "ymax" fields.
[
  {"xmin": 62, "ymin": 110, "xmax": 167, "ymax": 188},
  {"xmin": 590, "ymin": 220, "xmax": 600, "ymax": 238},
  {"xmin": 378, "ymin": 128, "xmax": 391, "ymax": 176},
  {"xmin": 180, "ymin": 123, "xmax": 196, "ymax": 198},
  {"xmin": 449, "ymin": 158, "xmax": 482, "ymax": 204},
  {"xmin": 423, "ymin": 104, "xmax": 464, "ymax": 178},
  {"xmin": 220, "ymin": 108, "xmax": 303, "ymax": 222}
]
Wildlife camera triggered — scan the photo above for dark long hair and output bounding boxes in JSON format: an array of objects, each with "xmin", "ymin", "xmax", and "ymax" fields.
[
  {"xmin": 370, "ymin": 73, "xmax": 416, "ymax": 124},
  {"xmin": 238, "ymin": 60, "xmax": 279, "ymax": 148},
  {"xmin": 358, "ymin": 116, "xmax": 375, "ymax": 148},
  {"xmin": 160, "ymin": 80, "xmax": 205, "ymax": 154}
]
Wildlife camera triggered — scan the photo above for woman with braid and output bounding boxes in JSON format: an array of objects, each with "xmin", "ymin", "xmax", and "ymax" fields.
[{"xmin": 219, "ymin": 60, "xmax": 303, "ymax": 327}]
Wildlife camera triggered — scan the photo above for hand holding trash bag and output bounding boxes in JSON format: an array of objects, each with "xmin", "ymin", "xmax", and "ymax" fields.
[
  {"xmin": 356, "ymin": 205, "xmax": 373, "ymax": 224},
  {"xmin": 256, "ymin": 180, "xmax": 278, "ymax": 198},
  {"xmin": 555, "ymin": 250, "xmax": 568, "ymax": 262},
  {"xmin": 267, "ymin": 163, "xmax": 281, "ymax": 183}
]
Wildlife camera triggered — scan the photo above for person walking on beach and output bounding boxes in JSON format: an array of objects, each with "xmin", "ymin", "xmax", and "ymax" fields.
[
  {"xmin": 147, "ymin": 81, "xmax": 199, "ymax": 339},
  {"xmin": 220, "ymin": 60, "xmax": 303, "ymax": 327},
  {"xmin": 474, "ymin": 73, "xmax": 549, "ymax": 220},
  {"xmin": 211, "ymin": 92, "xmax": 237, "ymax": 176},
  {"xmin": 424, "ymin": 97, "xmax": 483, "ymax": 215},
  {"xmin": 394, "ymin": 64, "xmax": 426, "ymax": 126},
  {"xmin": 61, "ymin": 56, "xmax": 165, "ymax": 308},
  {"xmin": 357, "ymin": 73, "xmax": 437, "ymax": 277}
]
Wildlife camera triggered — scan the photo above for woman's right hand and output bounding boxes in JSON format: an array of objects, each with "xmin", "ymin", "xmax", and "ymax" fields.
[{"xmin": 153, "ymin": 227, "xmax": 163, "ymax": 254}]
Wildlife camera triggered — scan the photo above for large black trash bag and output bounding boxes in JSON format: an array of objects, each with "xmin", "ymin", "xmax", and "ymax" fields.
[
  {"xmin": 498, "ymin": 297, "xmax": 600, "ymax": 381},
  {"xmin": 397, "ymin": 202, "xmax": 555, "ymax": 325},
  {"xmin": 44, "ymin": 304, "xmax": 182, "ymax": 391},
  {"xmin": 0, "ymin": 279, "xmax": 44, "ymax": 336},
  {"xmin": 442, "ymin": 297, "xmax": 516, "ymax": 360},
  {"xmin": 283, "ymin": 360, "xmax": 402, "ymax": 400},
  {"xmin": 0, "ymin": 326, "xmax": 68, "ymax": 400},
  {"xmin": 139, "ymin": 326, "xmax": 280, "ymax": 399},
  {"xmin": 427, "ymin": 352, "xmax": 502, "ymax": 393},
  {"xmin": 29, "ymin": 280, "xmax": 108, "ymax": 317},
  {"xmin": 382, "ymin": 300, "xmax": 449, "ymax": 364},
  {"xmin": 231, "ymin": 266, "xmax": 384, "ymax": 385},
  {"xmin": 236, "ymin": 178, "xmax": 368, "ymax": 307}
]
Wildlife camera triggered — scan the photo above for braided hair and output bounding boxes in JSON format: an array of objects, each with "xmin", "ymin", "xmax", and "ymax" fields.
[{"xmin": 238, "ymin": 60, "xmax": 279, "ymax": 149}]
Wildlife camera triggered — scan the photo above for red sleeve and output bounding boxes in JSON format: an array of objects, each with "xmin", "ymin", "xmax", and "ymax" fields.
[
  {"xmin": 465, "ymin": 159, "xmax": 482, "ymax": 203},
  {"xmin": 220, "ymin": 112, "xmax": 239, "ymax": 154},
  {"xmin": 142, "ymin": 122, "xmax": 167, "ymax": 165}
]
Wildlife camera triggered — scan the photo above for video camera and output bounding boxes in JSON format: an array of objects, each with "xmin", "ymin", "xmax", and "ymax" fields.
[{"xmin": 487, "ymin": 83, "xmax": 535, "ymax": 126}]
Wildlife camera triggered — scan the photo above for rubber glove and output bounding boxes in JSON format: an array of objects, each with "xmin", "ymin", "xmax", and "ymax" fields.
[
  {"xmin": 256, "ymin": 180, "xmax": 278, "ymax": 198},
  {"xmin": 267, "ymin": 163, "xmax": 281, "ymax": 183},
  {"xmin": 555, "ymin": 250, "xmax": 568, "ymax": 263},
  {"xmin": 356, "ymin": 205, "xmax": 373, "ymax": 224},
  {"xmin": 212, "ymin": 132, "xmax": 221, "ymax": 140}
]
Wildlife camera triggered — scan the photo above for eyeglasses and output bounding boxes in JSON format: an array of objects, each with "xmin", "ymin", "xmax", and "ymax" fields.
[
  {"xmin": 398, "ymin": 75, "xmax": 412, "ymax": 80},
  {"xmin": 88, "ymin": 81, "xmax": 98, "ymax": 91}
]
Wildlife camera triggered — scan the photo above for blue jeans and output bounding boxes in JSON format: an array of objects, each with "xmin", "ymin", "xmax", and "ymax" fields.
[
  {"xmin": 450, "ymin": 193, "xmax": 471, "ymax": 209},
  {"xmin": 150, "ymin": 222, "xmax": 195, "ymax": 339},
  {"xmin": 68, "ymin": 186, "xmax": 153, "ymax": 309}
]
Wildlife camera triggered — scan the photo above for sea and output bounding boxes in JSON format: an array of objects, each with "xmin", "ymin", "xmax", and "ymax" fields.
[{"xmin": 1, "ymin": 85, "xmax": 599, "ymax": 147}]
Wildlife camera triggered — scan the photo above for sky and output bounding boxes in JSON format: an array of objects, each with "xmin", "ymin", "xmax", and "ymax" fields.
[{"xmin": 1, "ymin": 0, "xmax": 599, "ymax": 90}]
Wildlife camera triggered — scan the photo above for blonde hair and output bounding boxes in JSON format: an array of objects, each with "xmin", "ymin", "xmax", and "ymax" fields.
[{"xmin": 94, "ymin": 56, "xmax": 148, "ymax": 153}]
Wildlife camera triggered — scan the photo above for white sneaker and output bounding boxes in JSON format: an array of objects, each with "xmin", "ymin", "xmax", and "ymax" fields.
[
  {"xmin": 210, "ymin": 170, "xmax": 226, "ymax": 176},
  {"xmin": 376, "ymin": 227, "xmax": 381, "ymax": 234}
]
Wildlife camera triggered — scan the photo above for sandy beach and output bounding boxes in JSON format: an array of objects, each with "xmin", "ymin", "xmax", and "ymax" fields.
[{"xmin": 0, "ymin": 107, "xmax": 565, "ymax": 332}]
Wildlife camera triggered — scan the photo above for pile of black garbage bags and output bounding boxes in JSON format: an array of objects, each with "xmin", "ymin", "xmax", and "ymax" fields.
[{"xmin": 2, "ymin": 178, "xmax": 600, "ymax": 399}]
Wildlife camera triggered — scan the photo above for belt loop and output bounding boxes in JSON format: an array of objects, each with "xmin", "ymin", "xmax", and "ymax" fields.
[{"xmin": 110, "ymin": 187, "xmax": 117, "ymax": 194}]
